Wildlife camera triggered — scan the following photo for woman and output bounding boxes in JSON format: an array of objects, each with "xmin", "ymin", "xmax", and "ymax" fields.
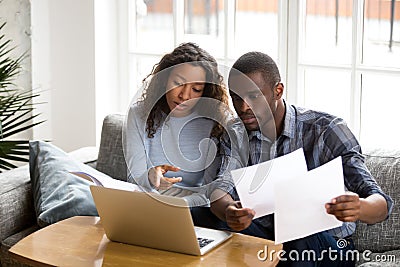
[{"xmin": 124, "ymin": 42, "xmax": 230, "ymax": 207}]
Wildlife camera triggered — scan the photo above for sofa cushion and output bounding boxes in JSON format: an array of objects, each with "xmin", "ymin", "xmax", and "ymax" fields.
[
  {"xmin": 29, "ymin": 141, "xmax": 102, "ymax": 227},
  {"xmin": 96, "ymin": 114, "xmax": 128, "ymax": 181},
  {"xmin": 1, "ymin": 224, "xmax": 40, "ymax": 251},
  {"xmin": 0, "ymin": 224, "xmax": 39, "ymax": 267},
  {"xmin": 353, "ymin": 149, "xmax": 400, "ymax": 253}
]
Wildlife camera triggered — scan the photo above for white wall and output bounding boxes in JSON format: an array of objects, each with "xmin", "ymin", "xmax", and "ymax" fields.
[
  {"xmin": 94, "ymin": 0, "xmax": 129, "ymax": 142},
  {"xmin": 0, "ymin": 0, "xmax": 32, "ymax": 140},
  {"xmin": 31, "ymin": 0, "xmax": 127, "ymax": 152},
  {"xmin": 31, "ymin": 0, "xmax": 97, "ymax": 152}
]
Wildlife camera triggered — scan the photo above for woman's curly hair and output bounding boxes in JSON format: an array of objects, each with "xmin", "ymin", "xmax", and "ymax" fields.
[{"xmin": 137, "ymin": 42, "xmax": 230, "ymax": 138}]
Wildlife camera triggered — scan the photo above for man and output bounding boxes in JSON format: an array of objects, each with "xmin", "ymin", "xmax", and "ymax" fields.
[{"xmin": 208, "ymin": 52, "xmax": 393, "ymax": 266}]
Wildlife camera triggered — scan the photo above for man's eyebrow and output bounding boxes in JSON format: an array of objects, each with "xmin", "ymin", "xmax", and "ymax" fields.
[
  {"xmin": 229, "ymin": 90, "xmax": 260, "ymax": 98},
  {"xmin": 245, "ymin": 89, "xmax": 262, "ymax": 95}
]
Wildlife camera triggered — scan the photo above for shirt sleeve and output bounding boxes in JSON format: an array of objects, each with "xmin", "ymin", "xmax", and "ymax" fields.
[
  {"xmin": 321, "ymin": 118, "xmax": 394, "ymax": 217},
  {"xmin": 183, "ymin": 192, "xmax": 210, "ymax": 207},
  {"xmin": 125, "ymin": 104, "xmax": 155, "ymax": 192},
  {"xmin": 159, "ymin": 187, "xmax": 209, "ymax": 207},
  {"xmin": 205, "ymin": 118, "xmax": 249, "ymax": 200}
]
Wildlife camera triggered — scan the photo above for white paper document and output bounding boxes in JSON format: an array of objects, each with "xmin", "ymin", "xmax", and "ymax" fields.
[
  {"xmin": 274, "ymin": 157, "xmax": 344, "ymax": 244},
  {"xmin": 231, "ymin": 148, "xmax": 345, "ymax": 244},
  {"xmin": 231, "ymin": 149, "xmax": 308, "ymax": 218}
]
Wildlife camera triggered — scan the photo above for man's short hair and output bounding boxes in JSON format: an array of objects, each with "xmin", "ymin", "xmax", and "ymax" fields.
[{"xmin": 228, "ymin": 52, "xmax": 281, "ymax": 90}]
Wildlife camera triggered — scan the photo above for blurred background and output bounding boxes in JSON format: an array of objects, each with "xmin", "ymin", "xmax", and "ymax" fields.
[{"xmin": 0, "ymin": 0, "xmax": 399, "ymax": 152}]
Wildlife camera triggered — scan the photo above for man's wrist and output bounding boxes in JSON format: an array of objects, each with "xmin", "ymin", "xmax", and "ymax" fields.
[{"xmin": 225, "ymin": 201, "xmax": 238, "ymax": 210}]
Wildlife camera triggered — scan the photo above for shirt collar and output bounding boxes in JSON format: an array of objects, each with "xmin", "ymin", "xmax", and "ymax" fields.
[
  {"xmin": 248, "ymin": 100, "xmax": 296, "ymax": 141},
  {"xmin": 281, "ymin": 100, "xmax": 296, "ymax": 139},
  {"xmin": 248, "ymin": 130, "xmax": 271, "ymax": 142}
]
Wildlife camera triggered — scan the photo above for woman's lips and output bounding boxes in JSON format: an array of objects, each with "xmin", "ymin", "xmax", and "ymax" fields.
[{"xmin": 174, "ymin": 102, "xmax": 189, "ymax": 111}]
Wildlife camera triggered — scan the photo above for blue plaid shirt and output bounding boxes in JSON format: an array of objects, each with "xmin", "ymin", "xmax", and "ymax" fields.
[{"xmin": 209, "ymin": 101, "xmax": 393, "ymax": 239}]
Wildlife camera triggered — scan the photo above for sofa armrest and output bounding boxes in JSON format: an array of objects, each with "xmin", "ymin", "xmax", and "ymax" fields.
[
  {"xmin": 353, "ymin": 149, "xmax": 400, "ymax": 253},
  {"xmin": 0, "ymin": 165, "xmax": 36, "ymax": 243},
  {"xmin": 68, "ymin": 146, "xmax": 99, "ymax": 165},
  {"xmin": 96, "ymin": 114, "xmax": 128, "ymax": 181}
]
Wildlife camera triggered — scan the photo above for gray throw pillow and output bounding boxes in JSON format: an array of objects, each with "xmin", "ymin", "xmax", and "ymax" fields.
[{"xmin": 29, "ymin": 140, "xmax": 103, "ymax": 227}]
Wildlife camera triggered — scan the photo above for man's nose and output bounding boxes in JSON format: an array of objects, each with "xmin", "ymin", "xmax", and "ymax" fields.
[
  {"xmin": 238, "ymin": 98, "xmax": 251, "ymax": 113},
  {"xmin": 179, "ymin": 85, "xmax": 191, "ymax": 101}
]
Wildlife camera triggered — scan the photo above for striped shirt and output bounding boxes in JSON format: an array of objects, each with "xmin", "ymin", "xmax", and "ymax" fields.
[
  {"xmin": 126, "ymin": 104, "xmax": 221, "ymax": 207},
  {"xmin": 210, "ymin": 101, "xmax": 393, "ymax": 239}
]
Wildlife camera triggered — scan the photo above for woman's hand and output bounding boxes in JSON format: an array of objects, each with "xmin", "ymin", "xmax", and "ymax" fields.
[{"xmin": 148, "ymin": 164, "xmax": 182, "ymax": 190}]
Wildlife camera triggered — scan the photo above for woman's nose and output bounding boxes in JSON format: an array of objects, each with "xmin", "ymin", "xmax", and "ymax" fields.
[{"xmin": 179, "ymin": 85, "xmax": 191, "ymax": 100}]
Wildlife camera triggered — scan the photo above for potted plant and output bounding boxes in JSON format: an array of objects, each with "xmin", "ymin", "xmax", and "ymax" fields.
[{"xmin": 0, "ymin": 21, "xmax": 44, "ymax": 172}]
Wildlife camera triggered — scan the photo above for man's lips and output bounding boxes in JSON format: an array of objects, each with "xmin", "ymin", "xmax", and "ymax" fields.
[{"xmin": 240, "ymin": 115, "xmax": 257, "ymax": 124}]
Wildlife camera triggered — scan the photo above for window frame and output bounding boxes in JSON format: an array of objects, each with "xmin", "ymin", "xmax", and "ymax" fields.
[
  {"xmin": 287, "ymin": 0, "xmax": 400, "ymax": 145},
  {"xmin": 123, "ymin": 0, "xmax": 400, "ymax": 148}
]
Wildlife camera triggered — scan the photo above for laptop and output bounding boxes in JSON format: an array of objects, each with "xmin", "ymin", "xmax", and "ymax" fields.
[{"xmin": 90, "ymin": 186, "xmax": 232, "ymax": 255}]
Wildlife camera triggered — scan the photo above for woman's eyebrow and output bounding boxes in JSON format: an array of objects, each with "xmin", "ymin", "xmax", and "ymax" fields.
[
  {"xmin": 175, "ymin": 73, "xmax": 186, "ymax": 82},
  {"xmin": 175, "ymin": 74, "xmax": 205, "ymax": 85}
]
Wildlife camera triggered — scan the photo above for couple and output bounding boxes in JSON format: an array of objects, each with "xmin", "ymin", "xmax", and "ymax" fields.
[{"xmin": 124, "ymin": 43, "xmax": 392, "ymax": 266}]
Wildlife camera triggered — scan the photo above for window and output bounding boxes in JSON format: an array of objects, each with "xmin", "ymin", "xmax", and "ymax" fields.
[
  {"xmin": 128, "ymin": 0, "xmax": 281, "ymax": 102},
  {"xmin": 126, "ymin": 0, "xmax": 400, "ymax": 150},
  {"xmin": 289, "ymin": 0, "xmax": 400, "ymax": 149}
]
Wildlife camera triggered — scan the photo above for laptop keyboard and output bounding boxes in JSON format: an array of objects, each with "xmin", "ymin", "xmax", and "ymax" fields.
[{"xmin": 197, "ymin": 237, "xmax": 214, "ymax": 248}]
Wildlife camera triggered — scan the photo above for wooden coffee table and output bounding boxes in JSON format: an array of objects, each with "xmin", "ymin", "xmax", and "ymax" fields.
[{"xmin": 9, "ymin": 216, "xmax": 282, "ymax": 266}]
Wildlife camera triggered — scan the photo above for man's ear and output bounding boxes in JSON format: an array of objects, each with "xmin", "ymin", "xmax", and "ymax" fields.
[{"xmin": 274, "ymin": 83, "xmax": 284, "ymax": 99}]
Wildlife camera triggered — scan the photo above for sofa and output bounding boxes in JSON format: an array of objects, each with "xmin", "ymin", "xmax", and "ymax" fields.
[{"xmin": 0, "ymin": 114, "xmax": 398, "ymax": 266}]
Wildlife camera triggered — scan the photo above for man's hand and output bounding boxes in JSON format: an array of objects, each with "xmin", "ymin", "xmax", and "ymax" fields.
[
  {"xmin": 326, "ymin": 192, "xmax": 388, "ymax": 224},
  {"xmin": 226, "ymin": 201, "xmax": 255, "ymax": 231},
  {"xmin": 325, "ymin": 192, "xmax": 361, "ymax": 222},
  {"xmin": 148, "ymin": 164, "xmax": 182, "ymax": 190}
]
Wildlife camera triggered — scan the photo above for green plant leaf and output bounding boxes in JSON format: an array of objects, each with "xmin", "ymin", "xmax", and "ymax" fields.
[
  {"xmin": 0, "ymin": 21, "xmax": 46, "ymax": 171},
  {"xmin": 0, "ymin": 140, "xmax": 30, "ymax": 171},
  {"xmin": 0, "ymin": 154, "xmax": 29, "ymax": 162},
  {"xmin": 0, "ymin": 91, "xmax": 41, "ymax": 119},
  {"xmin": 2, "ymin": 109, "xmax": 35, "ymax": 129},
  {"xmin": 0, "ymin": 158, "xmax": 17, "ymax": 170},
  {"xmin": 2, "ymin": 120, "xmax": 45, "ymax": 139},
  {"xmin": 0, "ymin": 140, "xmax": 29, "ymax": 150}
]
